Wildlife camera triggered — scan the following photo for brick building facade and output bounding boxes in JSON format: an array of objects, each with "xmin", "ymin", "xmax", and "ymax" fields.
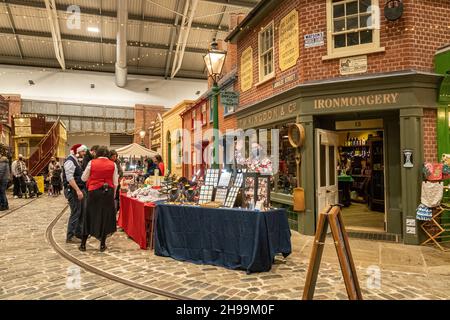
[
  {"xmin": 226, "ymin": 0, "xmax": 449, "ymax": 244},
  {"xmin": 179, "ymin": 14, "xmax": 244, "ymax": 178},
  {"xmin": 134, "ymin": 104, "xmax": 167, "ymax": 150}
]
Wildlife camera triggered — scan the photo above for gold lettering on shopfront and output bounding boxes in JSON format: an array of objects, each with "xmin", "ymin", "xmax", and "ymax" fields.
[
  {"xmin": 314, "ymin": 93, "xmax": 400, "ymax": 110},
  {"xmin": 238, "ymin": 102, "xmax": 298, "ymax": 128}
]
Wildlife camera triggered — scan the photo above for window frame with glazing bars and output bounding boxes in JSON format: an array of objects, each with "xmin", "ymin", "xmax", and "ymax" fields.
[
  {"xmin": 324, "ymin": 0, "xmax": 384, "ymax": 60},
  {"xmin": 258, "ymin": 21, "xmax": 275, "ymax": 82}
]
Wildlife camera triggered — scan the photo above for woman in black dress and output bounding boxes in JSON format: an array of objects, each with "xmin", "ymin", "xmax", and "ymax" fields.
[
  {"xmin": 80, "ymin": 146, "xmax": 118, "ymax": 252},
  {"xmin": 51, "ymin": 163, "xmax": 62, "ymax": 196}
]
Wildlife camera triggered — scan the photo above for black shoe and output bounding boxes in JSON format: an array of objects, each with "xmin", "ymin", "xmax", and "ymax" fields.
[
  {"xmin": 100, "ymin": 245, "xmax": 107, "ymax": 252},
  {"xmin": 0, "ymin": 207, "xmax": 6, "ymax": 211},
  {"xmin": 79, "ymin": 244, "xmax": 86, "ymax": 252}
]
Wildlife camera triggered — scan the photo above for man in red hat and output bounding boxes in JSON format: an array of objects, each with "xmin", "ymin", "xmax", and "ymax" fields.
[{"xmin": 63, "ymin": 144, "xmax": 88, "ymax": 243}]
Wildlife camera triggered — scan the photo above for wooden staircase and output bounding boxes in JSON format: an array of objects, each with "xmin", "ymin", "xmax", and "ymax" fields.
[{"xmin": 27, "ymin": 119, "xmax": 61, "ymax": 176}]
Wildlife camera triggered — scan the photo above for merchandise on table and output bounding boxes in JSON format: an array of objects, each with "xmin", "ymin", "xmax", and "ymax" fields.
[
  {"xmin": 214, "ymin": 187, "xmax": 228, "ymax": 205},
  {"xmin": 204, "ymin": 169, "xmax": 220, "ymax": 186},
  {"xmin": 128, "ymin": 186, "xmax": 167, "ymax": 203},
  {"xmin": 198, "ymin": 185, "xmax": 214, "ymax": 204}
]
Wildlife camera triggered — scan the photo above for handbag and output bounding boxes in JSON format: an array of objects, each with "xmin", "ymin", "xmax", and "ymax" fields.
[
  {"xmin": 421, "ymin": 181, "xmax": 444, "ymax": 208},
  {"xmin": 423, "ymin": 163, "xmax": 443, "ymax": 181}
]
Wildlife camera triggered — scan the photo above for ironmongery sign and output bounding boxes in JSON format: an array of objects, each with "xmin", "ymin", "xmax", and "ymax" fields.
[{"xmin": 314, "ymin": 93, "xmax": 400, "ymax": 110}]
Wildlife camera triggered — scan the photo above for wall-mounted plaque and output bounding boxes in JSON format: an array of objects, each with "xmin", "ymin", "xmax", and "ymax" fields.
[
  {"xmin": 279, "ymin": 10, "xmax": 299, "ymax": 71},
  {"xmin": 15, "ymin": 126, "xmax": 31, "ymax": 136},
  {"xmin": 304, "ymin": 32, "xmax": 324, "ymax": 48},
  {"xmin": 339, "ymin": 55, "xmax": 368, "ymax": 75},
  {"xmin": 14, "ymin": 118, "xmax": 31, "ymax": 127},
  {"xmin": 240, "ymin": 47, "xmax": 253, "ymax": 92}
]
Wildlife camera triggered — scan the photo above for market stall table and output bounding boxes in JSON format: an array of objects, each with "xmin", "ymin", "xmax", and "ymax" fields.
[
  {"xmin": 154, "ymin": 204, "xmax": 292, "ymax": 273},
  {"xmin": 118, "ymin": 193, "xmax": 156, "ymax": 250}
]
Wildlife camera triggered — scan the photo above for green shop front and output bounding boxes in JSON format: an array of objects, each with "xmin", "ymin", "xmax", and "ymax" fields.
[
  {"xmin": 236, "ymin": 71, "xmax": 442, "ymax": 245},
  {"xmin": 435, "ymin": 45, "xmax": 450, "ymax": 243}
]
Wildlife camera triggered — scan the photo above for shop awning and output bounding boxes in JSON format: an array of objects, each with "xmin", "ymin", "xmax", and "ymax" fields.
[{"xmin": 116, "ymin": 143, "xmax": 158, "ymax": 158}]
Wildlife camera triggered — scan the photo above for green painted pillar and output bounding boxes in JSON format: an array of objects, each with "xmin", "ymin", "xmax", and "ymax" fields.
[
  {"xmin": 298, "ymin": 114, "xmax": 316, "ymax": 236},
  {"xmin": 400, "ymin": 108, "xmax": 424, "ymax": 245},
  {"xmin": 212, "ymin": 84, "xmax": 220, "ymax": 169},
  {"xmin": 384, "ymin": 114, "xmax": 402, "ymax": 235}
]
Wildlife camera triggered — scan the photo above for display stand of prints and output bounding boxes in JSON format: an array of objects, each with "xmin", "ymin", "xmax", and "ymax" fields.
[
  {"xmin": 303, "ymin": 205, "xmax": 363, "ymax": 300},
  {"xmin": 198, "ymin": 169, "xmax": 220, "ymax": 204},
  {"xmin": 214, "ymin": 188, "xmax": 228, "ymax": 205},
  {"xmin": 214, "ymin": 171, "xmax": 232, "ymax": 204},
  {"xmin": 243, "ymin": 172, "xmax": 271, "ymax": 209},
  {"xmin": 224, "ymin": 187, "xmax": 240, "ymax": 208},
  {"xmin": 198, "ymin": 185, "xmax": 214, "ymax": 204},
  {"xmin": 205, "ymin": 169, "xmax": 220, "ymax": 186},
  {"xmin": 234, "ymin": 171, "xmax": 244, "ymax": 187}
]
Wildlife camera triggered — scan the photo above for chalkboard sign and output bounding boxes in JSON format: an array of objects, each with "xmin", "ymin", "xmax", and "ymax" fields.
[{"xmin": 303, "ymin": 205, "xmax": 363, "ymax": 300}]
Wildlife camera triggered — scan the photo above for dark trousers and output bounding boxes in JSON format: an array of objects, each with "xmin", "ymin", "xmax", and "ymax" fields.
[
  {"xmin": 13, "ymin": 176, "xmax": 25, "ymax": 197},
  {"xmin": 65, "ymin": 188, "xmax": 84, "ymax": 240},
  {"xmin": 0, "ymin": 180, "xmax": 9, "ymax": 209}
]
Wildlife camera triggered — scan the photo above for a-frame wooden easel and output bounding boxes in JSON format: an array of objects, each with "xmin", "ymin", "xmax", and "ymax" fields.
[{"xmin": 303, "ymin": 205, "xmax": 363, "ymax": 300}]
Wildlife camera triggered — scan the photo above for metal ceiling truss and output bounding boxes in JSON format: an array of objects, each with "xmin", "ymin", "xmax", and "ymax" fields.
[
  {"xmin": 164, "ymin": 0, "xmax": 184, "ymax": 79},
  {"xmin": 0, "ymin": 28, "xmax": 206, "ymax": 53},
  {"xmin": 44, "ymin": 0, "xmax": 65, "ymax": 69},
  {"xmin": 0, "ymin": 55, "xmax": 207, "ymax": 79},
  {"xmin": 201, "ymin": 0, "xmax": 258, "ymax": 8},
  {"xmin": 3, "ymin": 1, "xmax": 24, "ymax": 59},
  {"xmin": 171, "ymin": 0, "xmax": 199, "ymax": 79},
  {"xmin": 2, "ymin": 0, "xmax": 230, "ymax": 33}
]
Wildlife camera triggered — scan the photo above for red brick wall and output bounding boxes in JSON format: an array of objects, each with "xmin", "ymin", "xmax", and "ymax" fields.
[
  {"xmin": 2, "ymin": 94, "xmax": 21, "ymax": 127},
  {"xmin": 236, "ymin": 0, "xmax": 450, "ymax": 108},
  {"xmin": 134, "ymin": 104, "xmax": 166, "ymax": 148},
  {"xmin": 423, "ymin": 108, "xmax": 438, "ymax": 163}
]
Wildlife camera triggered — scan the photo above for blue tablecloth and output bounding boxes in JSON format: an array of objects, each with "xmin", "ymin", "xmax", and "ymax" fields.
[{"xmin": 154, "ymin": 204, "xmax": 292, "ymax": 273}]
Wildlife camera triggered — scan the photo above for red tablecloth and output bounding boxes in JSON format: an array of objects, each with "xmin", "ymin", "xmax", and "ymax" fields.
[{"xmin": 117, "ymin": 193, "xmax": 155, "ymax": 249}]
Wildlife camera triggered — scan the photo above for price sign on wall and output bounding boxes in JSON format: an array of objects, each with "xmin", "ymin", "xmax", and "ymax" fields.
[
  {"xmin": 279, "ymin": 10, "xmax": 299, "ymax": 71},
  {"xmin": 240, "ymin": 47, "xmax": 253, "ymax": 92}
]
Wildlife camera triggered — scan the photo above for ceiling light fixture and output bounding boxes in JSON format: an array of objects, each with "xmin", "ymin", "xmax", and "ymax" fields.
[{"xmin": 87, "ymin": 26, "xmax": 100, "ymax": 33}]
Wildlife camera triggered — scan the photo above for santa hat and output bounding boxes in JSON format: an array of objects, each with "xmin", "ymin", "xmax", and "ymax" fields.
[
  {"xmin": 70, "ymin": 144, "xmax": 82, "ymax": 155},
  {"xmin": 76, "ymin": 145, "xmax": 88, "ymax": 154}
]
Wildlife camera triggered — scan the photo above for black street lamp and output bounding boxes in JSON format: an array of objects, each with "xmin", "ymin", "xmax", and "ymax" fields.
[{"xmin": 203, "ymin": 38, "xmax": 227, "ymax": 169}]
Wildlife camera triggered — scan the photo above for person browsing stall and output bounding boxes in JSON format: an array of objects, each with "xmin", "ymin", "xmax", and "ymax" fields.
[
  {"xmin": 82, "ymin": 145, "xmax": 99, "ymax": 171},
  {"xmin": 80, "ymin": 146, "xmax": 119, "ymax": 252},
  {"xmin": 63, "ymin": 144, "xmax": 88, "ymax": 243},
  {"xmin": 154, "ymin": 154, "xmax": 165, "ymax": 176},
  {"xmin": 109, "ymin": 149, "xmax": 123, "ymax": 211}
]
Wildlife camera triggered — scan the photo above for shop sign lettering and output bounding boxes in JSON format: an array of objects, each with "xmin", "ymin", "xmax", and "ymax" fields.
[
  {"xmin": 238, "ymin": 102, "xmax": 297, "ymax": 128},
  {"xmin": 314, "ymin": 93, "xmax": 400, "ymax": 110},
  {"xmin": 279, "ymin": 10, "xmax": 300, "ymax": 71},
  {"xmin": 273, "ymin": 73, "xmax": 297, "ymax": 89}
]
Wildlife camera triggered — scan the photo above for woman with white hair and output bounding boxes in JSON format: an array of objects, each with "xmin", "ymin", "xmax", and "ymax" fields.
[{"xmin": 11, "ymin": 154, "xmax": 26, "ymax": 198}]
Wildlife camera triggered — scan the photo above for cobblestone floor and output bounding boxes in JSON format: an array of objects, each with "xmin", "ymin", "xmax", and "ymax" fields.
[{"xmin": 2, "ymin": 195, "xmax": 450, "ymax": 300}]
